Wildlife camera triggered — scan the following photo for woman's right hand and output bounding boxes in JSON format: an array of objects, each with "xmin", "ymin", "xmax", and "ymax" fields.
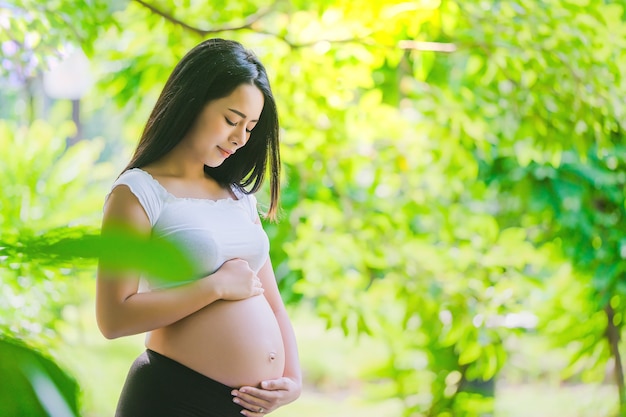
[{"xmin": 211, "ymin": 258, "xmax": 264, "ymax": 301}]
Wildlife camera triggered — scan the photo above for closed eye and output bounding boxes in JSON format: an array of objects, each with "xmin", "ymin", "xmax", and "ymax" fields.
[{"xmin": 226, "ymin": 117, "xmax": 254, "ymax": 133}]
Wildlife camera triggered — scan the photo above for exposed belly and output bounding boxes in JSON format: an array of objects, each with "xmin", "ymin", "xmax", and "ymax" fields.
[{"xmin": 146, "ymin": 295, "xmax": 285, "ymax": 388}]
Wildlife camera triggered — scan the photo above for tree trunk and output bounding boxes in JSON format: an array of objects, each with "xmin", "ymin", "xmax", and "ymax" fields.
[{"xmin": 604, "ymin": 303, "xmax": 625, "ymax": 414}]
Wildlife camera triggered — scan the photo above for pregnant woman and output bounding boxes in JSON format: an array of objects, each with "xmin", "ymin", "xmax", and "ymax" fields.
[{"xmin": 96, "ymin": 38, "xmax": 301, "ymax": 417}]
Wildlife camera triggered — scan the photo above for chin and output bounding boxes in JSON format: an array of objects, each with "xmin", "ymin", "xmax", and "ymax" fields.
[{"xmin": 205, "ymin": 160, "xmax": 226, "ymax": 168}]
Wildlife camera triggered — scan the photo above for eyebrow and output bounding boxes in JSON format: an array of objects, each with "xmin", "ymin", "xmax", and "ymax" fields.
[{"xmin": 228, "ymin": 108, "xmax": 258, "ymax": 122}]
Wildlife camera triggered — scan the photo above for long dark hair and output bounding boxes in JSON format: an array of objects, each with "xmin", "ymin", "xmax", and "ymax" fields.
[{"xmin": 124, "ymin": 38, "xmax": 280, "ymax": 220}]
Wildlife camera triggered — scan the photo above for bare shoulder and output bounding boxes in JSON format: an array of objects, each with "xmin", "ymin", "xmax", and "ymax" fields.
[{"xmin": 103, "ymin": 185, "xmax": 151, "ymax": 234}]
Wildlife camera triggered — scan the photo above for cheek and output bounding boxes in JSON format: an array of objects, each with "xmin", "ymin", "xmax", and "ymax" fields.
[
  {"xmin": 194, "ymin": 119, "xmax": 223, "ymax": 144},
  {"xmin": 199, "ymin": 115, "xmax": 216, "ymax": 132}
]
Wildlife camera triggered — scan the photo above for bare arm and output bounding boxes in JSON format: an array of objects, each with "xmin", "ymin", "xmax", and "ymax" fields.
[
  {"xmin": 232, "ymin": 257, "xmax": 302, "ymax": 416},
  {"xmin": 96, "ymin": 185, "xmax": 263, "ymax": 339},
  {"xmin": 258, "ymin": 259, "xmax": 302, "ymax": 387}
]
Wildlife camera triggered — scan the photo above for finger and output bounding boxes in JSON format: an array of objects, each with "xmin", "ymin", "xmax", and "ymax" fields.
[
  {"xmin": 232, "ymin": 394, "xmax": 271, "ymax": 415},
  {"xmin": 232, "ymin": 387, "xmax": 276, "ymax": 403},
  {"xmin": 233, "ymin": 398, "xmax": 272, "ymax": 414},
  {"xmin": 240, "ymin": 409, "xmax": 265, "ymax": 417},
  {"xmin": 260, "ymin": 378, "xmax": 292, "ymax": 391}
]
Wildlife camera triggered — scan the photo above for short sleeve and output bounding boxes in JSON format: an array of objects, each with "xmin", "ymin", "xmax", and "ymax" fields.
[
  {"xmin": 105, "ymin": 169, "xmax": 165, "ymax": 226},
  {"xmin": 247, "ymin": 193, "xmax": 260, "ymax": 223},
  {"xmin": 230, "ymin": 185, "xmax": 260, "ymax": 223}
]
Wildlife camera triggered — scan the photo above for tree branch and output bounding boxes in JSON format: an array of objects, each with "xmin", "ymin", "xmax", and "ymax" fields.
[
  {"xmin": 130, "ymin": 0, "xmax": 379, "ymax": 50},
  {"xmin": 131, "ymin": 0, "xmax": 275, "ymax": 37}
]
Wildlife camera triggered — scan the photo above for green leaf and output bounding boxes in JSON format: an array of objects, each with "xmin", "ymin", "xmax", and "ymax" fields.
[
  {"xmin": 458, "ymin": 340, "xmax": 481, "ymax": 365},
  {"xmin": 1, "ymin": 227, "xmax": 197, "ymax": 284},
  {"xmin": 0, "ymin": 337, "xmax": 80, "ymax": 417}
]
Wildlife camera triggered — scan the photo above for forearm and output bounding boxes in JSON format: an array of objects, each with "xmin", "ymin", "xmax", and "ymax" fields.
[
  {"xmin": 276, "ymin": 308, "xmax": 302, "ymax": 387},
  {"xmin": 232, "ymin": 308, "xmax": 301, "ymax": 415},
  {"xmin": 256, "ymin": 258, "xmax": 302, "ymax": 387},
  {"xmin": 96, "ymin": 274, "xmax": 221, "ymax": 339}
]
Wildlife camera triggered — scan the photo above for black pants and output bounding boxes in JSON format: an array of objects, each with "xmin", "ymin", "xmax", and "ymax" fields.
[{"xmin": 115, "ymin": 349, "xmax": 244, "ymax": 417}]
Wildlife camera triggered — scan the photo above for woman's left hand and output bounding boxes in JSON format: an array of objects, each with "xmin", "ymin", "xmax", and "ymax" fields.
[{"xmin": 232, "ymin": 377, "xmax": 302, "ymax": 416}]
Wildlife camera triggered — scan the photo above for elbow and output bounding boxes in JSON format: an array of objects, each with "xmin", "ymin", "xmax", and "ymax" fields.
[
  {"xmin": 96, "ymin": 309, "xmax": 128, "ymax": 340},
  {"xmin": 101, "ymin": 332, "xmax": 118, "ymax": 340},
  {"xmin": 96, "ymin": 296, "xmax": 135, "ymax": 339},
  {"xmin": 97, "ymin": 319, "xmax": 124, "ymax": 340},
  {"xmin": 100, "ymin": 328, "xmax": 122, "ymax": 340}
]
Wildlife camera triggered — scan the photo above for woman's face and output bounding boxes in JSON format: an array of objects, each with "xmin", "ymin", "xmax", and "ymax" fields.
[{"xmin": 182, "ymin": 83, "xmax": 265, "ymax": 168}]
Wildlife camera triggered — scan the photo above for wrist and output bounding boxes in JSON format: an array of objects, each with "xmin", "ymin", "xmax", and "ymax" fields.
[
  {"xmin": 284, "ymin": 370, "xmax": 302, "ymax": 384},
  {"xmin": 202, "ymin": 271, "xmax": 223, "ymax": 300},
  {"xmin": 285, "ymin": 376, "xmax": 302, "ymax": 401},
  {"xmin": 284, "ymin": 375, "xmax": 302, "ymax": 394}
]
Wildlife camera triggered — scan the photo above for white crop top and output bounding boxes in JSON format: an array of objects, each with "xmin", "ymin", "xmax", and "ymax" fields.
[{"xmin": 106, "ymin": 168, "xmax": 270, "ymax": 290}]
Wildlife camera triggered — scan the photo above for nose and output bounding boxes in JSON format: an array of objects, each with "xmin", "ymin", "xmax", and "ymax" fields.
[{"xmin": 230, "ymin": 125, "xmax": 248, "ymax": 148}]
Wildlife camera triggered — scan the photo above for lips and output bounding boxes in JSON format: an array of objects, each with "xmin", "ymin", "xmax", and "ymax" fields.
[{"xmin": 218, "ymin": 146, "xmax": 234, "ymax": 158}]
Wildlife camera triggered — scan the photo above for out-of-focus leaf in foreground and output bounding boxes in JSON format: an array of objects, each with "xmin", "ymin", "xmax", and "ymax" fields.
[
  {"xmin": 0, "ymin": 336, "xmax": 80, "ymax": 417},
  {"xmin": 0, "ymin": 227, "xmax": 196, "ymax": 284}
]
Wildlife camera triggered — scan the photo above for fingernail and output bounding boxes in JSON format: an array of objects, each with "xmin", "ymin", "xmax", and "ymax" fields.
[
  {"xmin": 261, "ymin": 381, "xmax": 268, "ymax": 389},
  {"xmin": 231, "ymin": 390, "xmax": 238, "ymax": 396},
  {"xmin": 233, "ymin": 398, "xmax": 239, "ymax": 404}
]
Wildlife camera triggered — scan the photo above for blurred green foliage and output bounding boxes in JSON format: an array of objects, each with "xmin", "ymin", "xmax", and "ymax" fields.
[
  {"xmin": 0, "ymin": 118, "xmax": 108, "ymax": 341},
  {"xmin": 1, "ymin": 0, "xmax": 625, "ymax": 416},
  {"xmin": 0, "ymin": 336, "xmax": 80, "ymax": 417}
]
